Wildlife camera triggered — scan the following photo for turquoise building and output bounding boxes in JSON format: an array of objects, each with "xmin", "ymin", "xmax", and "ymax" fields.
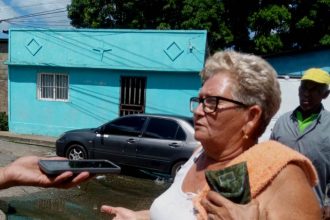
[
  {"xmin": 7, "ymin": 29, "xmax": 207, "ymax": 137},
  {"xmin": 267, "ymin": 48, "xmax": 330, "ymax": 76}
]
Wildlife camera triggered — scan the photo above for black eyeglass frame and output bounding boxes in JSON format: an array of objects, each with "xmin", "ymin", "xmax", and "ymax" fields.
[{"xmin": 190, "ymin": 96, "xmax": 247, "ymax": 113}]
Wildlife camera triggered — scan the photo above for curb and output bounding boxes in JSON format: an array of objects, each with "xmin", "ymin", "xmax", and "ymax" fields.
[{"xmin": 0, "ymin": 132, "xmax": 56, "ymax": 148}]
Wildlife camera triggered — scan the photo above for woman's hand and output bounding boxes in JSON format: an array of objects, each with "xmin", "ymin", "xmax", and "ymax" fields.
[
  {"xmin": 101, "ymin": 205, "xmax": 149, "ymax": 220},
  {"xmin": 201, "ymin": 191, "xmax": 259, "ymax": 220},
  {"xmin": 0, "ymin": 156, "xmax": 91, "ymax": 189}
]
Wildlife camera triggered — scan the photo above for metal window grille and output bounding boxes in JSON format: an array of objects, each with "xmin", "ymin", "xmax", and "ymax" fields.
[
  {"xmin": 120, "ymin": 76, "xmax": 146, "ymax": 116},
  {"xmin": 38, "ymin": 73, "xmax": 68, "ymax": 101}
]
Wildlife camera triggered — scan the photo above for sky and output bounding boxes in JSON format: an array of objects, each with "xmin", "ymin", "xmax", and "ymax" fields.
[{"xmin": 0, "ymin": 0, "xmax": 72, "ymax": 39}]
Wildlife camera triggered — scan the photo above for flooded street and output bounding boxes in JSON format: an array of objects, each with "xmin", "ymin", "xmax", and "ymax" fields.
[
  {"xmin": 3, "ymin": 173, "xmax": 170, "ymax": 219},
  {"xmin": 0, "ymin": 140, "xmax": 171, "ymax": 219}
]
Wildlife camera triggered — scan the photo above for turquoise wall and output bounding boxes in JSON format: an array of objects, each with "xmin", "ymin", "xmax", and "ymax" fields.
[
  {"xmin": 8, "ymin": 29, "xmax": 207, "ymax": 72},
  {"xmin": 8, "ymin": 29, "xmax": 206, "ymax": 137},
  {"xmin": 9, "ymin": 66, "xmax": 118, "ymax": 136},
  {"xmin": 8, "ymin": 66, "xmax": 201, "ymax": 137},
  {"xmin": 146, "ymin": 73, "xmax": 201, "ymax": 115},
  {"xmin": 267, "ymin": 49, "xmax": 330, "ymax": 76}
]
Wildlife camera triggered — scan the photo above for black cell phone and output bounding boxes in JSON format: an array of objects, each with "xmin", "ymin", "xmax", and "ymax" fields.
[{"xmin": 38, "ymin": 159, "xmax": 121, "ymax": 175}]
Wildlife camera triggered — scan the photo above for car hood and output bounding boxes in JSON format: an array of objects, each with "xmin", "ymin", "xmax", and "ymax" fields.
[{"xmin": 65, "ymin": 128, "xmax": 97, "ymax": 134}]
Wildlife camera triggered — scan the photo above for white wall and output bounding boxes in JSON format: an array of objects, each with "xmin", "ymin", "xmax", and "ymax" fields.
[{"xmin": 260, "ymin": 78, "xmax": 330, "ymax": 141}]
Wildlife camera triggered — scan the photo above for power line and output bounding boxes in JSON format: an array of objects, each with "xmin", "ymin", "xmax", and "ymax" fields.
[
  {"xmin": 9, "ymin": 18, "xmax": 70, "ymax": 23},
  {"xmin": 7, "ymin": 20, "xmax": 70, "ymax": 24},
  {"xmin": 0, "ymin": 0, "xmax": 69, "ymax": 10},
  {"xmin": 8, "ymin": 13, "xmax": 69, "ymax": 21},
  {"xmin": 0, "ymin": 5, "xmax": 72, "ymax": 33},
  {"xmin": 6, "ymin": 21, "xmax": 72, "ymax": 28},
  {"xmin": 0, "ymin": 8, "xmax": 67, "ymax": 22}
]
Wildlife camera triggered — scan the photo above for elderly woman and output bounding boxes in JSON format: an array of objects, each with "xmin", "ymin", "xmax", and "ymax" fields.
[{"xmin": 101, "ymin": 51, "xmax": 321, "ymax": 219}]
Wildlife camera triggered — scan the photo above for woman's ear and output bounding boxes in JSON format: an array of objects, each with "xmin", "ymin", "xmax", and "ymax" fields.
[{"xmin": 243, "ymin": 105, "xmax": 262, "ymax": 138}]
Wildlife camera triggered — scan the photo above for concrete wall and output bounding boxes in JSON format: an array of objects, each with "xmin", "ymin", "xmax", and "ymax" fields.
[
  {"xmin": 8, "ymin": 29, "xmax": 206, "ymax": 137},
  {"xmin": 9, "ymin": 66, "xmax": 200, "ymax": 137},
  {"xmin": 8, "ymin": 29, "xmax": 207, "ymax": 72}
]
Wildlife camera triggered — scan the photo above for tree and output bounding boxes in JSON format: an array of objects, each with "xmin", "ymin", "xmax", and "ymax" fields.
[
  {"xmin": 289, "ymin": 0, "xmax": 330, "ymax": 50},
  {"xmin": 221, "ymin": 0, "xmax": 259, "ymax": 52},
  {"xmin": 67, "ymin": 0, "xmax": 236, "ymax": 52},
  {"xmin": 67, "ymin": 0, "xmax": 330, "ymax": 55},
  {"xmin": 179, "ymin": 0, "xmax": 233, "ymax": 52},
  {"xmin": 247, "ymin": 0, "xmax": 330, "ymax": 54},
  {"xmin": 68, "ymin": 0, "xmax": 170, "ymax": 29},
  {"xmin": 248, "ymin": 4, "xmax": 291, "ymax": 54}
]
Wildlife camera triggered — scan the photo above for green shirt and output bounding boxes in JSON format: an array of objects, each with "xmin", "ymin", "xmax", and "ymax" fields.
[{"xmin": 296, "ymin": 111, "xmax": 318, "ymax": 133}]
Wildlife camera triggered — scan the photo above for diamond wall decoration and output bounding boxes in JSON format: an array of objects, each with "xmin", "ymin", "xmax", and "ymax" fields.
[
  {"xmin": 26, "ymin": 38, "xmax": 42, "ymax": 56},
  {"xmin": 163, "ymin": 41, "xmax": 184, "ymax": 61}
]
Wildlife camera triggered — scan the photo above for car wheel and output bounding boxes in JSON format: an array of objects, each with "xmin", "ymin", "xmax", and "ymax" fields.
[
  {"xmin": 171, "ymin": 161, "xmax": 186, "ymax": 177},
  {"xmin": 66, "ymin": 144, "xmax": 87, "ymax": 160}
]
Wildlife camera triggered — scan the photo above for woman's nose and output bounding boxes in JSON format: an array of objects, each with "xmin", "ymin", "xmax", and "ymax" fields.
[{"xmin": 194, "ymin": 102, "xmax": 205, "ymax": 115}]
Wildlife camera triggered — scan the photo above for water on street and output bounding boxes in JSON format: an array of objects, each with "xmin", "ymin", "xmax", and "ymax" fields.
[{"xmin": 0, "ymin": 140, "xmax": 171, "ymax": 219}]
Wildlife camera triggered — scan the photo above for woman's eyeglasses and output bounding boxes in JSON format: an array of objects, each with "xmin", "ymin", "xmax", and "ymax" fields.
[{"xmin": 190, "ymin": 96, "xmax": 246, "ymax": 113}]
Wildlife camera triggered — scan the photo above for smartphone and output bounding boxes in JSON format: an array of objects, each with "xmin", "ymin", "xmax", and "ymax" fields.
[{"xmin": 38, "ymin": 159, "xmax": 121, "ymax": 175}]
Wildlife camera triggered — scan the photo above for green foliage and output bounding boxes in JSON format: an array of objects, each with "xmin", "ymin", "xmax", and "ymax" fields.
[
  {"xmin": 248, "ymin": 5, "xmax": 290, "ymax": 53},
  {"xmin": 318, "ymin": 0, "xmax": 330, "ymax": 4},
  {"xmin": 254, "ymin": 35, "xmax": 283, "ymax": 54},
  {"xmin": 296, "ymin": 16, "xmax": 314, "ymax": 29},
  {"xmin": 249, "ymin": 5, "xmax": 291, "ymax": 31},
  {"xmin": 320, "ymin": 35, "xmax": 330, "ymax": 45},
  {"xmin": 180, "ymin": 0, "xmax": 234, "ymax": 52},
  {"xmin": 67, "ymin": 0, "xmax": 330, "ymax": 55},
  {"xmin": 0, "ymin": 112, "xmax": 8, "ymax": 131}
]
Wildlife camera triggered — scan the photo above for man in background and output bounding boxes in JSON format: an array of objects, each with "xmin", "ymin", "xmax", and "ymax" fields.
[{"xmin": 270, "ymin": 68, "xmax": 330, "ymax": 209}]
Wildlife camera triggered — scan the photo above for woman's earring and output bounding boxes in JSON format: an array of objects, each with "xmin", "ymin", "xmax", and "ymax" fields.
[{"xmin": 243, "ymin": 134, "xmax": 249, "ymax": 139}]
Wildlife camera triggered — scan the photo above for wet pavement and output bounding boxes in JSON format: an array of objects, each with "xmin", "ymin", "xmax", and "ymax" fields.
[
  {"xmin": 1, "ymin": 173, "xmax": 170, "ymax": 219},
  {"xmin": 0, "ymin": 133, "xmax": 171, "ymax": 219},
  {"xmin": 0, "ymin": 139, "xmax": 55, "ymax": 198}
]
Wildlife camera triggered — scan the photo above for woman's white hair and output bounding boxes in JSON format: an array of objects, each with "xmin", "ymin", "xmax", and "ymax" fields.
[{"xmin": 200, "ymin": 51, "xmax": 281, "ymax": 137}]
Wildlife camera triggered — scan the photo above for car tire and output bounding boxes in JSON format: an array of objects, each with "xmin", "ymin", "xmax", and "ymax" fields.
[
  {"xmin": 66, "ymin": 144, "xmax": 87, "ymax": 160},
  {"xmin": 171, "ymin": 161, "xmax": 186, "ymax": 177}
]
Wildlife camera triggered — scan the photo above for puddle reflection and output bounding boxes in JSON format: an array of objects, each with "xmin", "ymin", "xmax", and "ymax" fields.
[{"xmin": 1, "ymin": 170, "xmax": 171, "ymax": 219}]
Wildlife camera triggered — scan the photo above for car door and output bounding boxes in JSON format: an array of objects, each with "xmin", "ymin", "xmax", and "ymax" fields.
[
  {"xmin": 93, "ymin": 116, "xmax": 146, "ymax": 164},
  {"xmin": 136, "ymin": 117, "xmax": 187, "ymax": 172}
]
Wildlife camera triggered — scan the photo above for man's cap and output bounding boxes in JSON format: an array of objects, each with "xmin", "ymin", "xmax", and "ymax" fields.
[{"xmin": 301, "ymin": 68, "xmax": 330, "ymax": 85}]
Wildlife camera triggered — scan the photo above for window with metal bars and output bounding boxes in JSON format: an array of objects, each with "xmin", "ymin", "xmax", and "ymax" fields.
[
  {"xmin": 37, "ymin": 73, "xmax": 68, "ymax": 101},
  {"xmin": 120, "ymin": 76, "xmax": 146, "ymax": 116}
]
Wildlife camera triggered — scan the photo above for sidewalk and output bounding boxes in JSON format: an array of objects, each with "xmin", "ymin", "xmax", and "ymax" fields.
[{"xmin": 0, "ymin": 131, "xmax": 56, "ymax": 148}]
